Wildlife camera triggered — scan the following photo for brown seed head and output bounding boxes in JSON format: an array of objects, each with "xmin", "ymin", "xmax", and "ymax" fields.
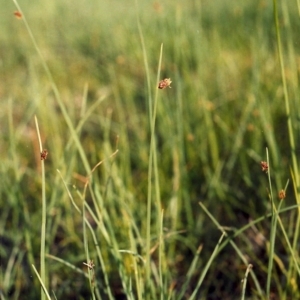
[
  {"xmin": 83, "ymin": 260, "xmax": 95, "ymax": 270},
  {"xmin": 40, "ymin": 149, "xmax": 48, "ymax": 160},
  {"xmin": 278, "ymin": 189, "xmax": 286, "ymax": 200},
  {"xmin": 14, "ymin": 11, "xmax": 22, "ymax": 19},
  {"xmin": 158, "ymin": 78, "xmax": 172, "ymax": 89},
  {"xmin": 260, "ymin": 161, "xmax": 268, "ymax": 173}
]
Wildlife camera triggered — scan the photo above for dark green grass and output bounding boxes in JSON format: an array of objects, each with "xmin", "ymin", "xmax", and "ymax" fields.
[{"xmin": 1, "ymin": 0, "xmax": 299, "ymax": 299}]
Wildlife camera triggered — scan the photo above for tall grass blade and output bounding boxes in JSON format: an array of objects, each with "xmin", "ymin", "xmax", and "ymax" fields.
[
  {"xmin": 199, "ymin": 202, "xmax": 264, "ymax": 297},
  {"xmin": 57, "ymin": 170, "xmax": 114, "ymax": 300},
  {"xmin": 136, "ymin": 0, "xmax": 164, "ymax": 292},
  {"xmin": 272, "ymin": 0, "xmax": 300, "ymax": 294},
  {"xmin": 265, "ymin": 147, "xmax": 279, "ymax": 298},
  {"xmin": 11, "ymin": 0, "xmax": 91, "ymax": 174},
  {"xmin": 241, "ymin": 264, "xmax": 253, "ymax": 300},
  {"xmin": 189, "ymin": 232, "xmax": 226, "ymax": 300},
  {"xmin": 82, "ymin": 201, "xmax": 96, "ymax": 300},
  {"xmin": 177, "ymin": 244, "xmax": 203, "ymax": 300},
  {"xmin": 34, "ymin": 116, "xmax": 47, "ymax": 300},
  {"xmin": 31, "ymin": 264, "xmax": 52, "ymax": 300}
]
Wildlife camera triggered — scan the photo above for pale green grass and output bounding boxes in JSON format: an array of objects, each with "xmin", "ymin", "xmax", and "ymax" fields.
[{"xmin": 1, "ymin": 0, "xmax": 299, "ymax": 299}]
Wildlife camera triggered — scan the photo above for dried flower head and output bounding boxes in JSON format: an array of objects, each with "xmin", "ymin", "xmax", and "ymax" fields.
[
  {"xmin": 158, "ymin": 78, "xmax": 172, "ymax": 89},
  {"xmin": 14, "ymin": 11, "xmax": 22, "ymax": 19},
  {"xmin": 40, "ymin": 149, "xmax": 48, "ymax": 160},
  {"xmin": 260, "ymin": 161, "xmax": 268, "ymax": 173},
  {"xmin": 83, "ymin": 260, "xmax": 95, "ymax": 270},
  {"xmin": 278, "ymin": 189, "xmax": 286, "ymax": 200}
]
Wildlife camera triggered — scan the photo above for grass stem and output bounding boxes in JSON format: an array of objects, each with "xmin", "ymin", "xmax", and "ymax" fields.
[{"xmin": 34, "ymin": 116, "xmax": 47, "ymax": 300}]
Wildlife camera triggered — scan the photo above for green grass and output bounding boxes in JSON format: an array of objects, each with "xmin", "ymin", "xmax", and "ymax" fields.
[{"xmin": 1, "ymin": 0, "xmax": 300, "ymax": 299}]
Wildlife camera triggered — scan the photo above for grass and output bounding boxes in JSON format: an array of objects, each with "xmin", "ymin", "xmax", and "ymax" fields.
[{"xmin": 1, "ymin": 0, "xmax": 300, "ymax": 299}]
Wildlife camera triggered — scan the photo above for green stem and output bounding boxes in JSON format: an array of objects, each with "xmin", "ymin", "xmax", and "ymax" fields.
[
  {"xmin": 34, "ymin": 116, "xmax": 47, "ymax": 300},
  {"xmin": 273, "ymin": 0, "xmax": 300, "ymax": 291},
  {"xmin": 12, "ymin": 0, "xmax": 91, "ymax": 175}
]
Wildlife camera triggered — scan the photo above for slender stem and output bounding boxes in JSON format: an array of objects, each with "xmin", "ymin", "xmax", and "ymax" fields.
[
  {"xmin": 266, "ymin": 148, "xmax": 277, "ymax": 298},
  {"xmin": 31, "ymin": 265, "xmax": 52, "ymax": 300},
  {"xmin": 159, "ymin": 210, "xmax": 164, "ymax": 300},
  {"xmin": 34, "ymin": 116, "xmax": 46, "ymax": 300},
  {"xmin": 134, "ymin": 2, "xmax": 152, "ymax": 296},
  {"xmin": 241, "ymin": 264, "xmax": 253, "ymax": 300},
  {"xmin": 189, "ymin": 233, "xmax": 226, "ymax": 300},
  {"xmin": 135, "ymin": 1, "xmax": 164, "ymax": 297},
  {"xmin": 11, "ymin": 0, "xmax": 91, "ymax": 175},
  {"xmin": 273, "ymin": 0, "xmax": 299, "ymax": 207},
  {"xmin": 273, "ymin": 0, "xmax": 300, "ymax": 290}
]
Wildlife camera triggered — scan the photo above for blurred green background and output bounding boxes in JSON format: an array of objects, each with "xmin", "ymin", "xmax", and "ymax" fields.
[{"xmin": 1, "ymin": 0, "xmax": 299, "ymax": 299}]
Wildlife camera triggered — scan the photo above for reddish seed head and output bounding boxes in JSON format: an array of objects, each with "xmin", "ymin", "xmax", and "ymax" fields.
[
  {"xmin": 14, "ymin": 11, "xmax": 22, "ymax": 19},
  {"xmin": 260, "ymin": 161, "xmax": 268, "ymax": 173},
  {"xmin": 278, "ymin": 189, "xmax": 286, "ymax": 200},
  {"xmin": 40, "ymin": 149, "xmax": 48, "ymax": 160},
  {"xmin": 158, "ymin": 78, "xmax": 172, "ymax": 89}
]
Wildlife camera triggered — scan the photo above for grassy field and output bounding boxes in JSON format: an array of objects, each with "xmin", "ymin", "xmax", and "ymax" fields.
[{"xmin": 1, "ymin": 0, "xmax": 300, "ymax": 299}]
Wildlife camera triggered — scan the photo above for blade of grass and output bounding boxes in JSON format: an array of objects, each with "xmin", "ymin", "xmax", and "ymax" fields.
[
  {"xmin": 46, "ymin": 254, "xmax": 91, "ymax": 278},
  {"xmin": 177, "ymin": 244, "xmax": 203, "ymax": 300},
  {"xmin": 241, "ymin": 264, "xmax": 253, "ymax": 300},
  {"xmin": 273, "ymin": 0, "xmax": 300, "ymax": 279},
  {"xmin": 199, "ymin": 202, "xmax": 264, "ymax": 298},
  {"xmin": 57, "ymin": 170, "xmax": 113, "ymax": 300},
  {"xmin": 272, "ymin": 186, "xmax": 300, "ymax": 277},
  {"xmin": 287, "ymin": 170, "xmax": 300, "ymax": 292},
  {"xmin": 65, "ymin": 92, "xmax": 108, "ymax": 151},
  {"xmin": 46, "ymin": 254, "xmax": 101, "ymax": 300},
  {"xmin": 12, "ymin": 0, "xmax": 91, "ymax": 175},
  {"xmin": 135, "ymin": 0, "xmax": 153, "ymax": 120},
  {"xmin": 265, "ymin": 148, "xmax": 277, "ymax": 298},
  {"xmin": 128, "ymin": 226, "xmax": 144, "ymax": 300},
  {"xmin": 31, "ymin": 264, "xmax": 52, "ymax": 300},
  {"xmin": 83, "ymin": 152, "xmax": 136, "ymax": 298},
  {"xmin": 34, "ymin": 116, "xmax": 47, "ymax": 300},
  {"xmin": 144, "ymin": 34, "xmax": 164, "ymax": 297},
  {"xmin": 135, "ymin": 2, "xmax": 161, "ymax": 296},
  {"xmin": 159, "ymin": 210, "xmax": 164, "ymax": 300},
  {"xmin": 144, "ymin": 43, "xmax": 164, "ymax": 297},
  {"xmin": 189, "ymin": 232, "xmax": 226, "ymax": 300},
  {"xmin": 82, "ymin": 201, "xmax": 96, "ymax": 300}
]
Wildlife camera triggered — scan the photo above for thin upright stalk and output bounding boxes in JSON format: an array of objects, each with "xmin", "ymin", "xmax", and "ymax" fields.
[
  {"xmin": 273, "ymin": 0, "xmax": 300, "ymax": 290},
  {"xmin": 135, "ymin": 0, "xmax": 164, "ymax": 297},
  {"xmin": 266, "ymin": 149, "xmax": 276, "ymax": 298},
  {"xmin": 12, "ymin": 0, "xmax": 91, "ymax": 175},
  {"xmin": 273, "ymin": 0, "xmax": 299, "ymax": 206},
  {"xmin": 34, "ymin": 116, "xmax": 47, "ymax": 300},
  {"xmin": 134, "ymin": 2, "xmax": 152, "ymax": 296}
]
